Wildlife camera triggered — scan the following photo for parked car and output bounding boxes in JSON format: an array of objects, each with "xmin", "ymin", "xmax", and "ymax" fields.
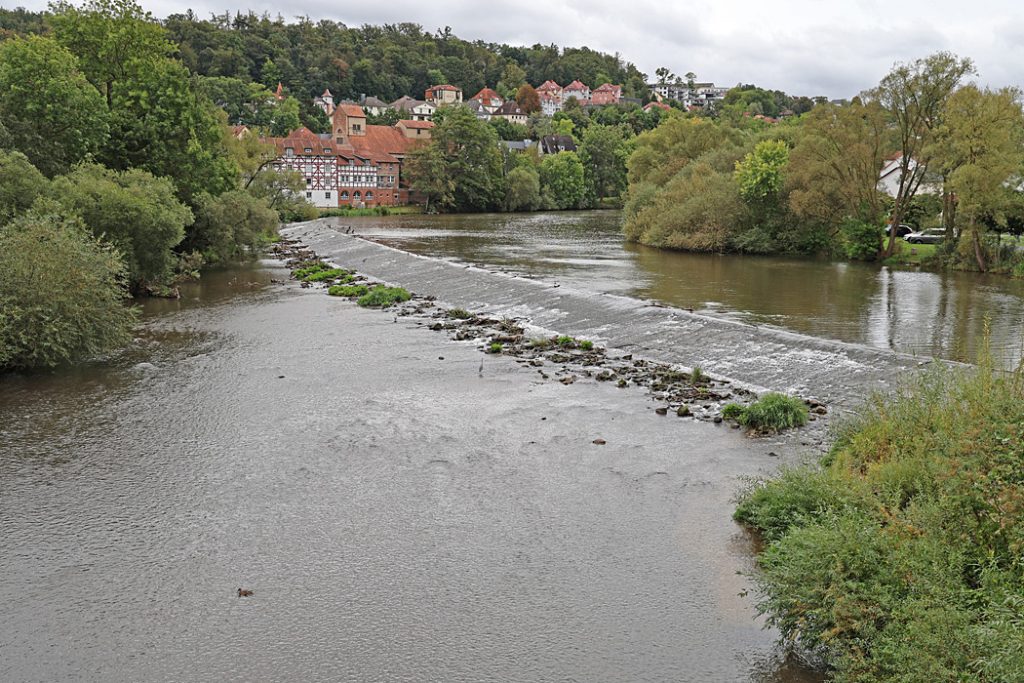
[
  {"xmin": 886, "ymin": 223, "xmax": 914, "ymax": 237},
  {"xmin": 904, "ymin": 228, "xmax": 945, "ymax": 244}
]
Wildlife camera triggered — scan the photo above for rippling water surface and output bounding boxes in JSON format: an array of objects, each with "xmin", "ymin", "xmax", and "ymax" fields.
[
  {"xmin": 345, "ymin": 211, "xmax": 1024, "ymax": 367},
  {"xmin": 1, "ymin": 262, "xmax": 823, "ymax": 682}
]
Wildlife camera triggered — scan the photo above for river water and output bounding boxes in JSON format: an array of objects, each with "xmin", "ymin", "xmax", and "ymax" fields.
[
  {"xmin": 342, "ymin": 211, "xmax": 1024, "ymax": 368},
  {"xmin": 1, "ymin": 262, "xmax": 822, "ymax": 681}
]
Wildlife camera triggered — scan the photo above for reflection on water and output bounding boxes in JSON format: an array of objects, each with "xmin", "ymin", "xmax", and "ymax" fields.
[{"xmin": 344, "ymin": 211, "xmax": 1024, "ymax": 366}]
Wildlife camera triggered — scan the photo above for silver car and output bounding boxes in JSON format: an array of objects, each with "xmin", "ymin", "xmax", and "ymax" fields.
[{"xmin": 904, "ymin": 228, "xmax": 945, "ymax": 244}]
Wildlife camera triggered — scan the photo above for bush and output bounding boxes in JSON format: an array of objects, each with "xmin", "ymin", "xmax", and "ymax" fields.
[
  {"xmin": 488, "ymin": 342, "xmax": 503, "ymax": 353},
  {"xmin": 721, "ymin": 403, "xmax": 744, "ymax": 420},
  {"xmin": 0, "ymin": 211, "xmax": 136, "ymax": 370},
  {"xmin": 556, "ymin": 335, "xmax": 575, "ymax": 347},
  {"xmin": 303, "ymin": 268, "xmax": 350, "ymax": 283},
  {"xmin": 579, "ymin": 339, "xmax": 594, "ymax": 351},
  {"xmin": 356, "ymin": 285, "xmax": 411, "ymax": 308},
  {"xmin": 186, "ymin": 190, "xmax": 279, "ymax": 262},
  {"xmin": 327, "ymin": 284, "xmax": 368, "ymax": 297},
  {"xmin": 734, "ymin": 392, "xmax": 808, "ymax": 431},
  {"xmin": 735, "ymin": 363, "xmax": 1024, "ymax": 680},
  {"xmin": 841, "ymin": 218, "xmax": 882, "ymax": 260},
  {"xmin": 447, "ymin": 308, "xmax": 473, "ymax": 319}
]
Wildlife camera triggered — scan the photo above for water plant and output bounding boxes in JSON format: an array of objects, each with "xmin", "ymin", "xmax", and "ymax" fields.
[
  {"xmin": 327, "ymin": 284, "xmax": 369, "ymax": 297},
  {"xmin": 579, "ymin": 340, "xmax": 594, "ymax": 351},
  {"xmin": 292, "ymin": 261, "xmax": 329, "ymax": 279},
  {"xmin": 303, "ymin": 268, "xmax": 351, "ymax": 283},
  {"xmin": 447, "ymin": 308, "xmax": 473, "ymax": 319},
  {"xmin": 722, "ymin": 393, "xmax": 807, "ymax": 431},
  {"xmin": 356, "ymin": 285, "xmax": 411, "ymax": 308},
  {"xmin": 721, "ymin": 403, "xmax": 744, "ymax": 420},
  {"xmin": 690, "ymin": 366, "xmax": 705, "ymax": 384},
  {"xmin": 488, "ymin": 341, "xmax": 503, "ymax": 354},
  {"xmin": 556, "ymin": 335, "xmax": 575, "ymax": 347}
]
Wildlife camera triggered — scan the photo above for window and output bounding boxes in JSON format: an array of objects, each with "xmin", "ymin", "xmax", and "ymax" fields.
[
  {"xmin": 305, "ymin": 192, "xmax": 312, "ymax": 198},
  {"xmin": 365, "ymin": 191, "xmax": 373, "ymax": 200},
  {"xmin": 341, "ymin": 191, "xmax": 349, "ymax": 199},
  {"xmin": 324, "ymin": 148, "xmax": 332, "ymax": 153},
  {"xmin": 285, "ymin": 147, "xmax": 294, "ymax": 157},
  {"xmin": 304, "ymin": 147, "xmax": 312, "ymax": 153},
  {"xmin": 306, "ymin": 178, "xmax": 311, "ymax": 185},
  {"xmin": 325, "ymin": 191, "xmax": 331, "ymax": 199},
  {"xmin": 353, "ymin": 191, "xmax": 361, "ymax": 199}
]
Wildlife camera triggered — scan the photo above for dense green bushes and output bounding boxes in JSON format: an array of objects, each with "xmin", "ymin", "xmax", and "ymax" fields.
[
  {"xmin": 0, "ymin": 212, "xmax": 136, "ymax": 370},
  {"xmin": 735, "ymin": 362, "xmax": 1024, "ymax": 680}
]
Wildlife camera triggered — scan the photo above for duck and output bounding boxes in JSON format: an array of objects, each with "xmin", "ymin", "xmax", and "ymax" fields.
[{"xmin": 237, "ymin": 588, "xmax": 254, "ymax": 597}]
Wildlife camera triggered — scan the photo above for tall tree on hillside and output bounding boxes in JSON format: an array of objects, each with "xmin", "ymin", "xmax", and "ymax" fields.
[
  {"xmin": 0, "ymin": 36, "xmax": 109, "ymax": 176},
  {"xmin": 868, "ymin": 51, "xmax": 974, "ymax": 257},
  {"xmin": 49, "ymin": 0, "xmax": 175, "ymax": 108},
  {"xmin": 930, "ymin": 85, "xmax": 1024, "ymax": 271},
  {"xmin": 578, "ymin": 124, "xmax": 630, "ymax": 200}
]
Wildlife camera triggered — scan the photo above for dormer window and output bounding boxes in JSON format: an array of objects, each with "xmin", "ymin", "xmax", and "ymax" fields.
[
  {"xmin": 285, "ymin": 147, "xmax": 294, "ymax": 156},
  {"xmin": 323, "ymin": 148, "xmax": 332, "ymax": 153},
  {"xmin": 304, "ymin": 147, "xmax": 313, "ymax": 153}
]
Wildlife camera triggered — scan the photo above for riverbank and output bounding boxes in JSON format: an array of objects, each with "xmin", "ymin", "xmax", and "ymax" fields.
[{"xmin": 0, "ymin": 257, "xmax": 821, "ymax": 682}]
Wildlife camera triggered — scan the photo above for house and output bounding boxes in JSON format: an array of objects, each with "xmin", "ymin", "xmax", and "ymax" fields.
[
  {"xmin": 465, "ymin": 99, "xmax": 491, "ymax": 120},
  {"xmin": 391, "ymin": 96, "xmax": 436, "ymax": 121},
  {"xmin": 502, "ymin": 139, "xmax": 534, "ymax": 153},
  {"xmin": 643, "ymin": 101, "xmax": 671, "ymax": 113},
  {"xmin": 536, "ymin": 80, "xmax": 563, "ymax": 99},
  {"xmin": 539, "ymin": 92, "xmax": 562, "ymax": 116},
  {"xmin": 539, "ymin": 134, "xmax": 577, "ymax": 155},
  {"xmin": 877, "ymin": 152, "xmax": 941, "ymax": 198},
  {"xmin": 424, "ymin": 84, "xmax": 463, "ymax": 105},
  {"xmin": 470, "ymin": 87, "xmax": 504, "ymax": 114},
  {"xmin": 313, "ymin": 88, "xmax": 335, "ymax": 116},
  {"xmin": 493, "ymin": 101, "xmax": 528, "ymax": 126},
  {"xmin": 361, "ymin": 96, "xmax": 390, "ymax": 116},
  {"xmin": 562, "ymin": 80, "xmax": 591, "ymax": 102},
  {"xmin": 591, "ymin": 83, "xmax": 622, "ymax": 105},
  {"xmin": 268, "ymin": 104, "xmax": 429, "ymax": 209},
  {"xmin": 396, "ymin": 119, "xmax": 435, "ymax": 140},
  {"xmin": 229, "ymin": 125, "xmax": 251, "ymax": 138}
]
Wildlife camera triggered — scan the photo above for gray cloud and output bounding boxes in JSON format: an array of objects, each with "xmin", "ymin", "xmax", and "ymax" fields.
[{"xmin": 15, "ymin": 0, "xmax": 1024, "ymax": 97}]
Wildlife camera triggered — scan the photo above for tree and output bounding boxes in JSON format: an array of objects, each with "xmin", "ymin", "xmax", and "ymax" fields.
[
  {"xmin": 489, "ymin": 118, "xmax": 529, "ymax": 141},
  {"xmin": 405, "ymin": 106, "xmax": 503, "ymax": 212},
  {"xmin": 0, "ymin": 36, "xmax": 109, "ymax": 176},
  {"xmin": 48, "ymin": 164, "xmax": 193, "ymax": 289},
  {"xmin": 496, "ymin": 62, "xmax": 526, "ymax": 98},
  {"xmin": 269, "ymin": 96, "xmax": 302, "ymax": 136},
  {"xmin": 0, "ymin": 151, "xmax": 49, "ymax": 225},
  {"xmin": 931, "ymin": 85, "xmax": 1024, "ymax": 271},
  {"xmin": 516, "ymin": 83, "xmax": 541, "ymax": 113},
  {"xmin": 734, "ymin": 140, "xmax": 789, "ymax": 202},
  {"xmin": 49, "ymin": 0, "xmax": 175, "ymax": 108},
  {"xmin": 578, "ymin": 124, "xmax": 630, "ymax": 199},
  {"xmin": 655, "ymin": 66, "xmax": 675, "ymax": 87},
  {"xmin": 503, "ymin": 166, "xmax": 541, "ymax": 211},
  {"xmin": 869, "ymin": 52, "xmax": 974, "ymax": 256},
  {"xmin": 540, "ymin": 151, "xmax": 586, "ymax": 209},
  {"xmin": 0, "ymin": 210, "xmax": 136, "ymax": 370},
  {"xmin": 187, "ymin": 190, "xmax": 279, "ymax": 261}
]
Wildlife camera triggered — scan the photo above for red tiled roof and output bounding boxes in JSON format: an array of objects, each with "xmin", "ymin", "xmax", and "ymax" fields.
[
  {"xmin": 338, "ymin": 103, "xmax": 366, "ymax": 117},
  {"xmin": 644, "ymin": 101, "xmax": 671, "ymax": 112},
  {"xmin": 471, "ymin": 88, "xmax": 502, "ymax": 106},
  {"xmin": 348, "ymin": 124, "xmax": 419, "ymax": 163},
  {"xmin": 268, "ymin": 126, "xmax": 334, "ymax": 155},
  {"xmin": 428, "ymin": 84, "xmax": 460, "ymax": 92},
  {"xmin": 398, "ymin": 120, "xmax": 435, "ymax": 129},
  {"xmin": 537, "ymin": 80, "xmax": 562, "ymax": 92},
  {"xmin": 593, "ymin": 83, "xmax": 621, "ymax": 93},
  {"xmin": 565, "ymin": 80, "xmax": 588, "ymax": 91}
]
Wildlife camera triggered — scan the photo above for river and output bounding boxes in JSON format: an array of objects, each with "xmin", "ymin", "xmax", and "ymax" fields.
[
  {"xmin": 1, "ymin": 261, "xmax": 822, "ymax": 681},
  {"xmin": 341, "ymin": 210, "xmax": 1024, "ymax": 368}
]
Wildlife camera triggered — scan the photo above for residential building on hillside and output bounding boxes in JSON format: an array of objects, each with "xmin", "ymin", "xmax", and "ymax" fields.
[
  {"xmin": 493, "ymin": 101, "xmax": 527, "ymax": 126},
  {"xmin": 470, "ymin": 87, "xmax": 504, "ymax": 114},
  {"xmin": 465, "ymin": 99, "xmax": 491, "ymax": 120},
  {"xmin": 313, "ymin": 88, "xmax": 335, "ymax": 116},
  {"xmin": 539, "ymin": 134, "xmax": 577, "ymax": 154},
  {"xmin": 648, "ymin": 81, "xmax": 728, "ymax": 109},
  {"xmin": 877, "ymin": 152, "xmax": 941, "ymax": 198},
  {"xmin": 562, "ymin": 80, "xmax": 591, "ymax": 102},
  {"xmin": 643, "ymin": 101, "xmax": 671, "ymax": 113},
  {"xmin": 391, "ymin": 96, "xmax": 436, "ymax": 121},
  {"xmin": 361, "ymin": 96, "xmax": 390, "ymax": 116},
  {"xmin": 424, "ymin": 84, "xmax": 463, "ymax": 105},
  {"xmin": 591, "ymin": 83, "xmax": 622, "ymax": 105},
  {"xmin": 269, "ymin": 104, "xmax": 431, "ymax": 209}
]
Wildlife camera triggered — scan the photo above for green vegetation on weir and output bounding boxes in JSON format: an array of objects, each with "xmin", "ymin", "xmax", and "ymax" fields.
[
  {"xmin": 735, "ymin": 359, "xmax": 1024, "ymax": 681},
  {"xmin": 624, "ymin": 53, "xmax": 1024, "ymax": 276}
]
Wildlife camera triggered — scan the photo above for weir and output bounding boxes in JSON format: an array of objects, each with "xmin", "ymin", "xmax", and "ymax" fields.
[{"xmin": 282, "ymin": 221, "xmax": 935, "ymax": 410}]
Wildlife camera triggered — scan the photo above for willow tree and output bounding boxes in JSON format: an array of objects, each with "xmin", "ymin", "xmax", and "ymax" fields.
[
  {"xmin": 930, "ymin": 85, "xmax": 1024, "ymax": 271},
  {"xmin": 868, "ymin": 52, "xmax": 974, "ymax": 257}
]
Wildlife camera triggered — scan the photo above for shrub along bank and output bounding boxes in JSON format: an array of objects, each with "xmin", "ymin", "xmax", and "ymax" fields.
[{"xmin": 735, "ymin": 359, "xmax": 1024, "ymax": 681}]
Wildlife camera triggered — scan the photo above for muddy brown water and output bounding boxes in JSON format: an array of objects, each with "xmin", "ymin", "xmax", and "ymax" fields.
[
  {"xmin": 0, "ymin": 261, "xmax": 824, "ymax": 682},
  {"xmin": 342, "ymin": 211, "xmax": 1024, "ymax": 369}
]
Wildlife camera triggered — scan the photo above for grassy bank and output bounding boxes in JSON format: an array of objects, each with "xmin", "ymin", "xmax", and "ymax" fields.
[
  {"xmin": 318, "ymin": 205, "xmax": 423, "ymax": 218},
  {"xmin": 735, "ymin": 359, "xmax": 1024, "ymax": 681}
]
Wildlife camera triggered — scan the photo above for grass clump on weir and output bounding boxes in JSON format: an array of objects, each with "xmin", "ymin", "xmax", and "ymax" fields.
[
  {"xmin": 721, "ymin": 393, "xmax": 808, "ymax": 432},
  {"xmin": 447, "ymin": 308, "xmax": 473, "ymax": 319},
  {"xmin": 356, "ymin": 285, "xmax": 411, "ymax": 308},
  {"xmin": 734, "ymin": 361, "xmax": 1024, "ymax": 681},
  {"xmin": 327, "ymin": 284, "xmax": 368, "ymax": 298}
]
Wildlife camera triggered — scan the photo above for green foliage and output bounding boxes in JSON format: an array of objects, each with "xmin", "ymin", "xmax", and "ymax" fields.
[
  {"xmin": 48, "ymin": 164, "xmax": 193, "ymax": 288},
  {"xmin": 304, "ymin": 268, "xmax": 350, "ymax": 283},
  {"xmin": 690, "ymin": 366, "xmax": 705, "ymax": 384},
  {"xmin": 721, "ymin": 403, "xmax": 744, "ymax": 420},
  {"xmin": 540, "ymin": 152, "xmax": 587, "ymax": 209},
  {"xmin": 186, "ymin": 190, "xmax": 279, "ymax": 261},
  {"xmin": 578, "ymin": 124, "xmax": 629, "ymax": 200},
  {"xmin": 503, "ymin": 166, "xmax": 542, "ymax": 212},
  {"xmin": 269, "ymin": 96, "xmax": 302, "ymax": 137},
  {"xmin": 841, "ymin": 218, "xmax": 883, "ymax": 261},
  {"xmin": 0, "ymin": 211, "xmax": 136, "ymax": 370},
  {"xmin": 555, "ymin": 335, "xmax": 575, "ymax": 347},
  {"xmin": 736, "ymin": 362, "xmax": 1024, "ymax": 680},
  {"xmin": 356, "ymin": 285, "xmax": 411, "ymax": 308},
  {"xmin": 489, "ymin": 118, "xmax": 529, "ymax": 141},
  {"xmin": 327, "ymin": 284, "xmax": 368, "ymax": 297},
  {"xmin": 728, "ymin": 393, "xmax": 808, "ymax": 431},
  {"xmin": 488, "ymin": 342, "xmax": 503, "ymax": 354},
  {"xmin": 734, "ymin": 139, "xmax": 789, "ymax": 202},
  {"xmin": 447, "ymin": 308, "xmax": 473, "ymax": 319},
  {"xmin": 0, "ymin": 151, "xmax": 49, "ymax": 224},
  {"xmin": 0, "ymin": 35, "xmax": 109, "ymax": 176},
  {"xmin": 579, "ymin": 340, "xmax": 594, "ymax": 351}
]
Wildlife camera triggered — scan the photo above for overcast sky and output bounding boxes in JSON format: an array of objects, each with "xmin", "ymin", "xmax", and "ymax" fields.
[{"xmin": 16, "ymin": 0, "xmax": 1024, "ymax": 98}]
